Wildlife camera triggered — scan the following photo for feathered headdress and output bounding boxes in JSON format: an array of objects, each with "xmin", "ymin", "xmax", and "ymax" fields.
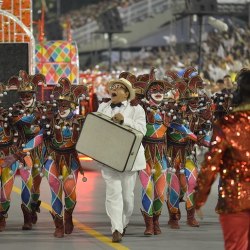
[
  {"xmin": 165, "ymin": 67, "xmax": 204, "ymax": 99},
  {"xmin": 133, "ymin": 74, "xmax": 149, "ymax": 96},
  {"xmin": 165, "ymin": 70, "xmax": 187, "ymax": 100},
  {"xmin": 7, "ymin": 70, "xmax": 46, "ymax": 92},
  {"xmin": 52, "ymin": 77, "xmax": 88, "ymax": 106},
  {"xmin": 187, "ymin": 75, "xmax": 204, "ymax": 98}
]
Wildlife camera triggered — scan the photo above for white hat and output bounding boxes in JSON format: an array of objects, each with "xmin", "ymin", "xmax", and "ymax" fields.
[{"xmin": 108, "ymin": 78, "xmax": 135, "ymax": 100}]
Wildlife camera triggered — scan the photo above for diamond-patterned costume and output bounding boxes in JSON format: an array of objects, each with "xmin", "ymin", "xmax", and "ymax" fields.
[
  {"xmin": 140, "ymin": 110, "xmax": 169, "ymax": 216},
  {"xmin": 0, "ymin": 108, "xmax": 32, "ymax": 214}
]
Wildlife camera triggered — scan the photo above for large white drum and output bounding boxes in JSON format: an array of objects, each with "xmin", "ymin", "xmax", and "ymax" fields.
[{"xmin": 76, "ymin": 112, "xmax": 144, "ymax": 172}]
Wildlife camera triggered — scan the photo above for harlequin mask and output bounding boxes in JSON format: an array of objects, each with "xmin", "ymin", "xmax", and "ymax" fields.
[
  {"xmin": 188, "ymin": 98, "xmax": 199, "ymax": 112},
  {"xmin": 148, "ymin": 83, "xmax": 164, "ymax": 104},
  {"xmin": 57, "ymin": 100, "xmax": 72, "ymax": 118},
  {"xmin": 20, "ymin": 92, "xmax": 36, "ymax": 108}
]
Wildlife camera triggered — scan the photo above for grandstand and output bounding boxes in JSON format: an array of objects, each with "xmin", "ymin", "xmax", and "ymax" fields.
[
  {"xmin": 45, "ymin": 0, "xmax": 249, "ymax": 75},
  {"xmin": 33, "ymin": 0, "xmax": 250, "ymax": 84}
]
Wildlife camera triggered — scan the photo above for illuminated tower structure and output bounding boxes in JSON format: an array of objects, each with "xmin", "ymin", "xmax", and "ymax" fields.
[{"xmin": 0, "ymin": 0, "xmax": 35, "ymax": 77}]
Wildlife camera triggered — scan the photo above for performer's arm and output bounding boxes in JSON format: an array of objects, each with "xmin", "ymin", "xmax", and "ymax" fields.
[
  {"xmin": 123, "ymin": 105, "xmax": 147, "ymax": 135},
  {"xmin": 194, "ymin": 123, "xmax": 227, "ymax": 209},
  {"xmin": 22, "ymin": 129, "xmax": 45, "ymax": 152}
]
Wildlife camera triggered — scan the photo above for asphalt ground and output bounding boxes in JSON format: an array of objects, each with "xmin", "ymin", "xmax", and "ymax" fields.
[{"xmin": 0, "ymin": 160, "xmax": 223, "ymax": 250}]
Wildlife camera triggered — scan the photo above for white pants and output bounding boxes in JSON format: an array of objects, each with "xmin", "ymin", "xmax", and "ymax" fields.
[{"xmin": 101, "ymin": 168, "xmax": 138, "ymax": 234}]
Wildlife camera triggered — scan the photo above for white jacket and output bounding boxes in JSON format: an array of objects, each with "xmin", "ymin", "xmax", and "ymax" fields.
[{"xmin": 97, "ymin": 100, "xmax": 146, "ymax": 171}]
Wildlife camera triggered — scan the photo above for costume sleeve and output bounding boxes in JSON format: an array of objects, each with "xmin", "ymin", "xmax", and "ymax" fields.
[
  {"xmin": 123, "ymin": 104, "xmax": 147, "ymax": 135},
  {"xmin": 97, "ymin": 102, "xmax": 106, "ymax": 113},
  {"xmin": 194, "ymin": 122, "xmax": 228, "ymax": 209},
  {"xmin": 22, "ymin": 129, "xmax": 45, "ymax": 152}
]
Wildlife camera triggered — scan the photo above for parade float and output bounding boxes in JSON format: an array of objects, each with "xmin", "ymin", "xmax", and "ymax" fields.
[{"xmin": 0, "ymin": 0, "xmax": 79, "ymax": 103}]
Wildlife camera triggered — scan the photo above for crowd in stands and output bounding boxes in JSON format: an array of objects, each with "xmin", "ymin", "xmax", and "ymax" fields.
[
  {"xmin": 84, "ymin": 21, "xmax": 250, "ymax": 100},
  {"xmin": 61, "ymin": 0, "xmax": 142, "ymax": 30},
  {"xmin": 59, "ymin": 0, "xmax": 250, "ymax": 103},
  {"xmin": 81, "ymin": 23, "xmax": 249, "ymax": 104}
]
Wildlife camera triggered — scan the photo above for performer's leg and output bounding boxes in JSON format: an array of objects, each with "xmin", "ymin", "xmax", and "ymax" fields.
[
  {"xmin": 0, "ymin": 162, "xmax": 19, "ymax": 231},
  {"xmin": 179, "ymin": 162, "xmax": 188, "ymax": 203},
  {"xmin": 166, "ymin": 170, "xmax": 181, "ymax": 229},
  {"xmin": 0, "ymin": 212, "xmax": 7, "ymax": 232},
  {"xmin": 139, "ymin": 164, "xmax": 154, "ymax": 215},
  {"xmin": 44, "ymin": 159, "xmax": 64, "ymax": 238},
  {"xmin": 31, "ymin": 163, "xmax": 42, "ymax": 203},
  {"xmin": 151, "ymin": 151, "xmax": 168, "ymax": 235},
  {"xmin": 215, "ymin": 176, "xmax": 222, "ymax": 212},
  {"xmin": 101, "ymin": 168, "xmax": 123, "ymax": 235},
  {"xmin": 63, "ymin": 160, "xmax": 78, "ymax": 235},
  {"xmin": 44, "ymin": 159, "xmax": 63, "ymax": 215},
  {"xmin": 184, "ymin": 158, "xmax": 199, "ymax": 227},
  {"xmin": 179, "ymin": 168, "xmax": 188, "ymax": 202},
  {"xmin": 30, "ymin": 145, "xmax": 45, "ymax": 224},
  {"xmin": 139, "ymin": 164, "xmax": 154, "ymax": 235},
  {"xmin": 220, "ymin": 211, "xmax": 250, "ymax": 250},
  {"xmin": 19, "ymin": 165, "xmax": 33, "ymax": 230},
  {"xmin": 169, "ymin": 148, "xmax": 187, "ymax": 204},
  {"xmin": 121, "ymin": 171, "xmax": 137, "ymax": 230},
  {"xmin": 31, "ymin": 166, "xmax": 42, "ymax": 224},
  {"xmin": 152, "ymin": 164, "xmax": 166, "ymax": 235}
]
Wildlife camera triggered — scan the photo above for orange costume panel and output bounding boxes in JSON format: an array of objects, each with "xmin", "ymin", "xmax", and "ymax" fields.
[{"xmin": 195, "ymin": 104, "xmax": 250, "ymax": 213}]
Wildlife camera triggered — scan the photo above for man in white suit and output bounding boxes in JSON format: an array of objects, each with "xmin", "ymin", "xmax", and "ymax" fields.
[{"xmin": 97, "ymin": 77, "xmax": 146, "ymax": 243}]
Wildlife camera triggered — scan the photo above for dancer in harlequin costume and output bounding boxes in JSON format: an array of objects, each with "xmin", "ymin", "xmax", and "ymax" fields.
[
  {"xmin": 0, "ymin": 83, "xmax": 20, "ymax": 232},
  {"xmin": 138, "ymin": 68, "xmax": 173, "ymax": 235},
  {"xmin": 165, "ymin": 67, "xmax": 211, "ymax": 229},
  {"xmin": 183, "ymin": 72, "xmax": 213, "ymax": 211},
  {"xmin": 1, "ymin": 71, "xmax": 46, "ymax": 230},
  {"xmin": 24, "ymin": 77, "xmax": 88, "ymax": 238}
]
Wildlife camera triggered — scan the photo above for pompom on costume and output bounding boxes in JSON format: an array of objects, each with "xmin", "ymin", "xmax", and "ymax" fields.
[{"xmin": 212, "ymin": 91, "xmax": 233, "ymax": 120}]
